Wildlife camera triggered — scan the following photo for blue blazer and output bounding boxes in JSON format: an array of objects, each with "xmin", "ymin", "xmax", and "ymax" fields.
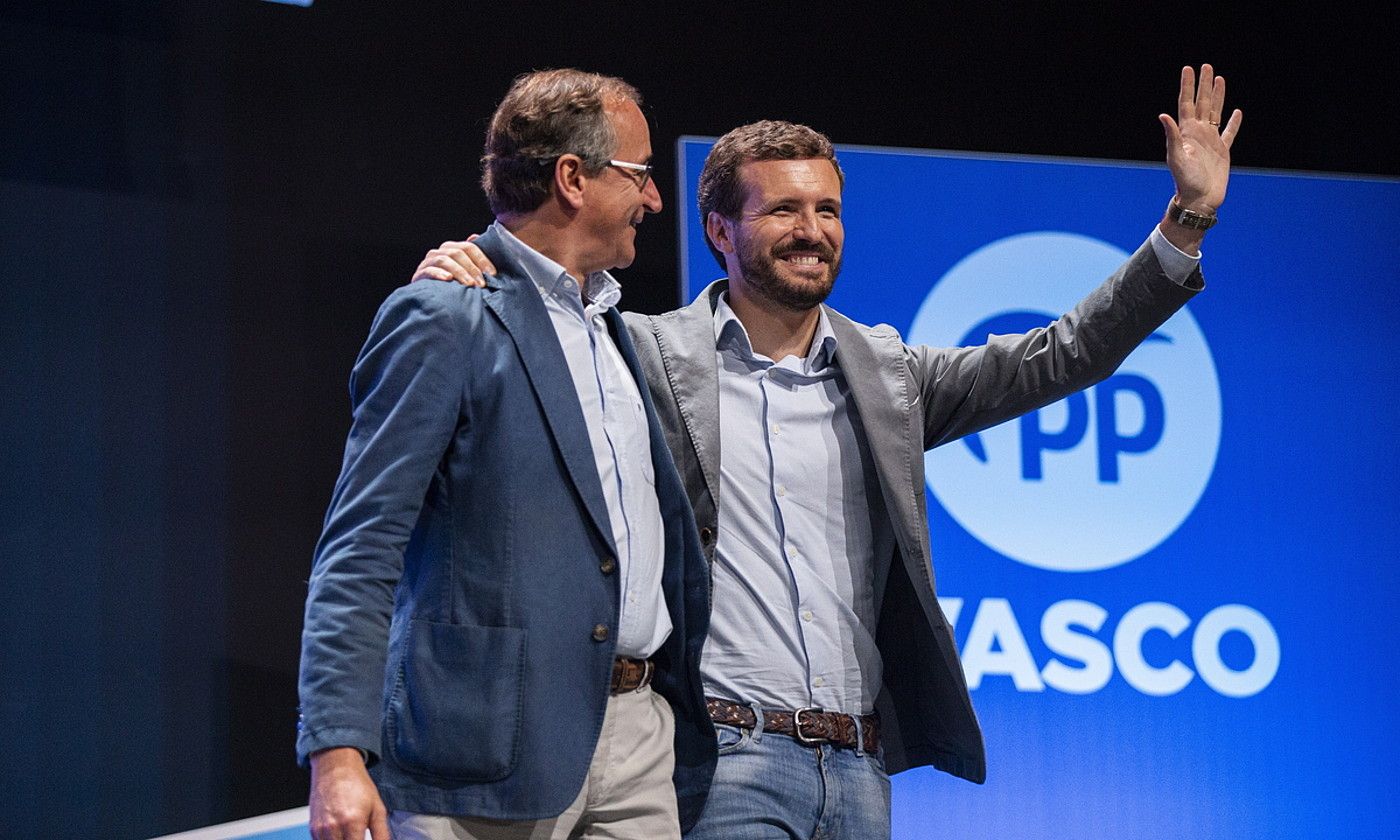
[{"xmin": 297, "ymin": 226, "xmax": 715, "ymax": 823}]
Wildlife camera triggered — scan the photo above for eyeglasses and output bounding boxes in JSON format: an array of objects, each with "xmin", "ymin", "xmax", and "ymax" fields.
[{"xmin": 607, "ymin": 159, "xmax": 654, "ymax": 190}]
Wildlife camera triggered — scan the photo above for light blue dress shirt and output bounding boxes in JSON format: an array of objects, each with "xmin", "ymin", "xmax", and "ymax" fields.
[
  {"xmin": 493, "ymin": 223, "xmax": 670, "ymax": 659},
  {"xmin": 1147, "ymin": 224, "xmax": 1205, "ymax": 283},
  {"xmin": 701, "ymin": 230, "xmax": 1199, "ymax": 715},
  {"xmin": 703, "ymin": 295, "xmax": 894, "ymax": 715}
]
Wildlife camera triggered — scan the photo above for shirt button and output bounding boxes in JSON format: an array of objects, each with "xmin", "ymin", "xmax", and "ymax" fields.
[
  {"xmin": 786, "ymin": 545, "xmax": 798, "ymax": 559},
  {"xmin": 801, "ymin": 610, "xmax": 814, "ymax": 622},
  {"xmin": 777, "ymin": 485, "xmax": 787, "ymax": 497},
  {"xmin": 600, "ymin": 557, "xmax": 616, "ymax": 575},
  {"xmin": 812, "ymin": 676, "xmax": 825, "ymax": 688},
  {"xmin": 770, "ymin": 423, "xmax": 781, "ymax": 435},
  {"xmin": 592, "ymin": 624, "xmax": 609, "ymax": 642}
]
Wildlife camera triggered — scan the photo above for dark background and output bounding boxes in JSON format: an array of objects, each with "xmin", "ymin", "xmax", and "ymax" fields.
[{"xmin": 1, "ymin": 2, "xmax": 1395, "ymax": 837}]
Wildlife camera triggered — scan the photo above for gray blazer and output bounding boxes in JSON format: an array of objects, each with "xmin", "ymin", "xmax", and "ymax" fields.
[{"xmin": 624, "ymin": 239, "xmax": 1200, "ymax": 784}]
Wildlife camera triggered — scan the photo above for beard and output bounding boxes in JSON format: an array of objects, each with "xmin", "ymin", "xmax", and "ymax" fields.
[{"xmin": 736, "ymin": 238, "xmax": 842, "ymax": 312}]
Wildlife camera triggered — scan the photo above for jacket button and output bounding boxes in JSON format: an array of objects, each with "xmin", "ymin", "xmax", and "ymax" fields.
[
  {"xmin": 699, "ymin": 527, "xmax": 714, "ymax": 545},
  {"xmin": 600, "ymin": 557, "xmax": 616, "ymax": 575},
  {"xmin": 592, "ymin": 623, "xmax": 609, "ymax": 642}
]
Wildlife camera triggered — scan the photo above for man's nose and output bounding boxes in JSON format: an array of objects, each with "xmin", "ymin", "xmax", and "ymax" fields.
[
  {"xmin": 791, "ymin": 207, "xmax": 821, "ymax": 240},
  {"xmin": 642, "ymin": 177, "xmax": 663, "ymax": 213}
]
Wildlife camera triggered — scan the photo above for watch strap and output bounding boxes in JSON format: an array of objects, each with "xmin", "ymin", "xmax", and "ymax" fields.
[{"xmin": 1168, "ymin": 197, "xmax": 1217, "ymax": 230}]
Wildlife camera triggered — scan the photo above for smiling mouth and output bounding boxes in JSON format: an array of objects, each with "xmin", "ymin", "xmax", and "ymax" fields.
[{"xmin": 779, "ymin": 251, "xmax": 831, "ymax": 274}]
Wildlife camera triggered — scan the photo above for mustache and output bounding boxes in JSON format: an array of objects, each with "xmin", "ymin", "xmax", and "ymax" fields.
[{"xmin": 773, "ymin": 243, "xmax": 836, "ymax": 263}]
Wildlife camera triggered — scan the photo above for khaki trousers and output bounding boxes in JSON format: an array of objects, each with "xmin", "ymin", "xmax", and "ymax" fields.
[{"xmin": 390, "ymin": 685, "xmax": 679, "ymax": 840}]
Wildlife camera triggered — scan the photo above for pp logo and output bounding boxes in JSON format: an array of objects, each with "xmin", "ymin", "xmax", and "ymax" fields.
[{"xmin": 908, "ymin": 232, "xmax": 1221, "ymax": 572}]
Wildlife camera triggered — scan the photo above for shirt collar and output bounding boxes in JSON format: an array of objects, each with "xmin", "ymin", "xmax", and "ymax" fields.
[
  {"xmin": 491, "ymin": 221, "xmax": 622, "ymax": 315},
  {"xmin": 712, "ymin": 288, "xmax": 839, "ymax": 373}
]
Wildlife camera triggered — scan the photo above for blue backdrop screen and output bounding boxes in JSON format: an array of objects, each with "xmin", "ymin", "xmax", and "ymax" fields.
[{"xmin": 678, "ymin": 139, "xmax": 1400, "ymax": 838}]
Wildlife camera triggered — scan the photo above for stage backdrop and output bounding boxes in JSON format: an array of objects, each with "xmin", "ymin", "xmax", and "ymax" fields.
[{"xmin": 679, "ymin": 139, "xmax": 1400, "ymax": 839}]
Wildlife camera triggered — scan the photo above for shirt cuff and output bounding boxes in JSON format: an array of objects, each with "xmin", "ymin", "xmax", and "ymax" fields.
[{"xmin": 1149, "ymin": 225, "xmax": 1202, "ymax": 287}]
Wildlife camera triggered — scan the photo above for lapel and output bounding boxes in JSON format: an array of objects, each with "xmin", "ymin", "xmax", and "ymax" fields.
[
  {"xmin": 473, "ymin": 226, "xmax": 617, "ymax": 557},
  {"xmin": 649, "ymin": 281, "xmax": 725, "ymax": 506},
  {"xmin": 825, "ymin": 307, "xmax": 922, "ymax": 548},
  {"xmin": 603, "ymin": 307, "xmax": 653, "ymax": 420},
  {"xmin": 604, "ymin": 307, "xmax": 676, "ymax": 492}
]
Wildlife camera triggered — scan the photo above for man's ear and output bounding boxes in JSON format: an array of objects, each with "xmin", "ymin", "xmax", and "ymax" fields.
[
  {"xmin": 706, "ymin": 211, "xmax": 737, "ymax": 256},
  {"xmin": 553, "ymin": 154, "xmax": 587, "ymax": 211}
]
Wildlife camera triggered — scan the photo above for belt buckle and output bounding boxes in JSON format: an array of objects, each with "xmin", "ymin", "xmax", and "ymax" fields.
[{"xmin": 791, "ymin": 706, "xmax": 827, "ymax": 746}]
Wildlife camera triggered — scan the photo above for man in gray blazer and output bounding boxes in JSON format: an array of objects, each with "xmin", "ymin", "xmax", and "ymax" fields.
[{"xmin": 415, "ymin": 65, "xmax": 1241, "ymax": 840}]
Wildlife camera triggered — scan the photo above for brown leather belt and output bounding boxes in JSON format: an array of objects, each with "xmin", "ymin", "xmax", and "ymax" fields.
[
  {"xmin": 706, "ymin": 697, "xmax": 879, "ymax": 752},
  {"xmin": 610, "ymin": 656, "xmax": 655, "ymax": 694}
]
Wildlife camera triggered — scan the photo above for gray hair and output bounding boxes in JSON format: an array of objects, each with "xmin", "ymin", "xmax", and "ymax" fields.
[{"xmin": 481, "ymin": 69, "xmax": 642, "ymax": 215}]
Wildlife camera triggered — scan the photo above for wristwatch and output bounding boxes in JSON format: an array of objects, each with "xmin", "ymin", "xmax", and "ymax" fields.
[{"xmin": 1168, "ymin": 197, "xmax": 1217, "ymax": 230}]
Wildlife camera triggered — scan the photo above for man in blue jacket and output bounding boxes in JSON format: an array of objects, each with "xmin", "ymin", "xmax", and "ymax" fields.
[{"xmin": 297, "ymin": 69, "xmax": 714, "ymax": 840}]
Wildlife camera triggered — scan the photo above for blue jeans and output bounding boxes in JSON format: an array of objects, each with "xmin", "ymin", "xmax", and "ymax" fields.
[{"xmin": 684, "ymin": 723, "xmax": 891, "ymax": 840}]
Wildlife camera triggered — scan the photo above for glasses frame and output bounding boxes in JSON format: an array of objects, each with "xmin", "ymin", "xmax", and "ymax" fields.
[{"xmin": 607, "ymin": 159, "xmax": 654, "ymax": 190}]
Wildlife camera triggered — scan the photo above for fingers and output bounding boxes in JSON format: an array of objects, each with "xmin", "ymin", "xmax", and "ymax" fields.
[
  {"xmin": 310, "ymin": 810, "xmax": 369, "ymax": 840},
  {"xmin": 1178, "ymin": 64, "xmax": 1226, "ymax": 125},
  {"xmin": 412, "ymin": 266, "xmax": 453, "ymax": 282},
  {"xmin": 1210, "ymin": 74, "xmax": 1226, "ymax": 125},
  {"xmin": 1158, "ymin": 113, "xmax": 1182, "ymax": 150},
  {"xmin": 431, "ymin": 242, "xmax": 488, "ymax": 286},
  {"xmin": 369, "ymin": 800, "xmax": 392, "ymax": 840},
  {"xmin": 1178, "ymin": 64, "xmax": 1235, "ymax": 137},
  {"xmin": 449, "ymin": 237, "xmax": 498, "ymax": 276},
  {"xmin": 309, "ymin": 795, "xmax": 371, "ymax": 840},
  {"xmin": 1221, "ymin": 108, "xmax": 1244, "ymax": 149},
  {"xmin": 411, "ymin": 253, "xmax": 477, "ymax": 286},
  {"xmin": 1194, "ymin": 63, "xmax": 1216, "ymax": 122},
  {"xmin": 1177, "ymin": 65, "xmax": 1195, "ymax": 123},
  {"xmin": 410, "ymin": 240, "xmax": 496, "ymax": 288}
]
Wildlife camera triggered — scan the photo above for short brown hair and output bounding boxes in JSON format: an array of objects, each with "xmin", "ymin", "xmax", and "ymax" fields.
[
  {"xmin": 696, "ymin": 120, "xmax": 846, "ymax": 269},
  {"xmin": 481, "ymin": 69, "xmax": 642, "ymax": 215}
]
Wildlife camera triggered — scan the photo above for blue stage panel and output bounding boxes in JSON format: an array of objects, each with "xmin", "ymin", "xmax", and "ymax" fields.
[{"xmin": 679, "ymin": 139, "xmax": 1400, "ymax": 838}]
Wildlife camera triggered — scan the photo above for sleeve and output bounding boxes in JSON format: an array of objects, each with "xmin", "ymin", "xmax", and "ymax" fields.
[
  {"xmin": 908, "ymin": 237, "xmax": 1202, "ymax": 450},
  {"xmin": 1148, "ymin": 226, "xmax": 1205, "ymax": 288},
  {"xmin": 296, "ymin": 284, "xmax": 469, "ymax": 766}
]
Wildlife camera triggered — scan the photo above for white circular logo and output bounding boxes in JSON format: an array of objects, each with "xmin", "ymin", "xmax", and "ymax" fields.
[{"xmin": 908, "ymin": 232, "xmax": 1221, "ymax": 572}]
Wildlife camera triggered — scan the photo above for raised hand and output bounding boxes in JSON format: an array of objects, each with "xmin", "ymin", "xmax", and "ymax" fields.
[{"xmin": 1159, "ymin": 64, "xmax": 1243, "ymax": 214}]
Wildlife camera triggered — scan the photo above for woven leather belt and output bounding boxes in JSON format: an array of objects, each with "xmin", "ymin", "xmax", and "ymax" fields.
[
  {"xmin": 706, "ymin": 697, "xmax": 879, "ymax": 752},
  {"xmin": 610, "ymin": 657, "xmax": 654, "ymax": 694}
]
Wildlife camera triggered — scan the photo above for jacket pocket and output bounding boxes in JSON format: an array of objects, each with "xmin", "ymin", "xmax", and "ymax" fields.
[{"xmin": 385, "ymin": 619, "xmax": 527, "ymax": 781}]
